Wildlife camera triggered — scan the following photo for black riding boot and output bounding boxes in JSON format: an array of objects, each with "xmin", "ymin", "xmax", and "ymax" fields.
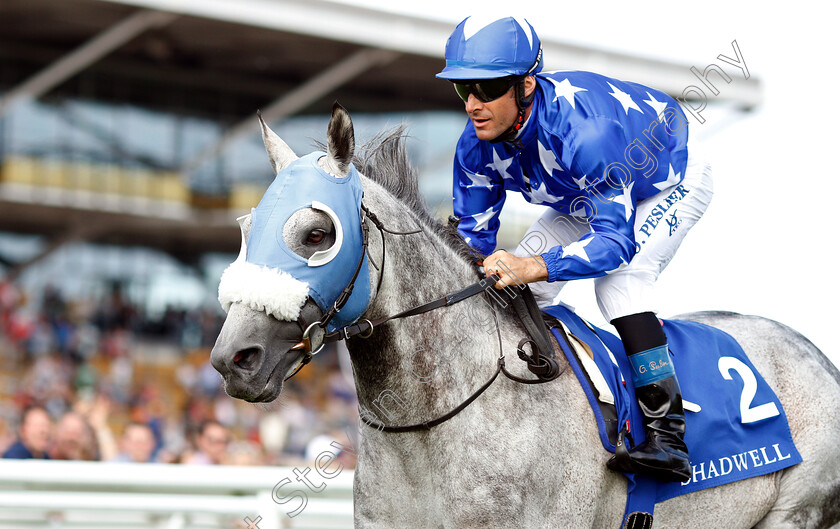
[{"xmin": 607, "ymin": 312, "xmax": 691, "ymax": 482}]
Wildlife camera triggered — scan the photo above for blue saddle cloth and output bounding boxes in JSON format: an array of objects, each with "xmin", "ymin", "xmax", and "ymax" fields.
[{"xmin": 542, "ymin": 306, "xmax": 802, "ymax": 523}]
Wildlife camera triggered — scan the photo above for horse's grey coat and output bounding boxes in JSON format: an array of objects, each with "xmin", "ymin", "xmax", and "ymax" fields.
[{"xmin": 212, "ymin": 108, "xmax": 840, "ymax": 528}]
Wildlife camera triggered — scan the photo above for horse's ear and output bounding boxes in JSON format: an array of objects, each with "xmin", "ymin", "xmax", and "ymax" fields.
[
  {"xmin": 325, "ymin": 102, "xmax": 355, "ymax": 177},
  {"xmin": 258, "ymin": 111, "xmax": 298, "ymax": 175},
  {"xmin": 234, "ymin": 212, "xmax": 252, "ymax": 263}
]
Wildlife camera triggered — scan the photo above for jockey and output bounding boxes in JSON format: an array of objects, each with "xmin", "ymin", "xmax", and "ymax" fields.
[{"xmin": 437, "ymin": 15, "xmax": 713, "ymax": 482}]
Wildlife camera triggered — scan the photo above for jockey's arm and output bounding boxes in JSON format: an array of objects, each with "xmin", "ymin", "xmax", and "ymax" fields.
[
  {"xmin": 451, "ymin": 142, "xmax": 506, "ymax": 256},
  {"xmin": 486, "ymin": 117, "xmax": 637, "ymax": 289},
  {"xmin": 484, "ymin": 203, "xmax": 635, "ymax": 288}
]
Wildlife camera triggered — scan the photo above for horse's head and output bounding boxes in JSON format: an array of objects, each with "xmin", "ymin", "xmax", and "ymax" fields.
[{"xmin": 211, "ymin": 104, "xmax": 371, "ymax": 402}]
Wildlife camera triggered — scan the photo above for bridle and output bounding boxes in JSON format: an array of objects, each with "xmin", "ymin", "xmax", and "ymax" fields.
[
  {"xmin": 285, "ymin": 199, "xmax": 564, "ymax": 433},
  {"xmin": 284, "ymin": 202, "xmax": 391, "ymax": 379}
]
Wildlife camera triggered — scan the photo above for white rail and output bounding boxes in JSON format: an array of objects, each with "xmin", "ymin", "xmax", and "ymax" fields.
[{"xmin": 0, "ymin": 460, "xmax": 354, "ymax": 529}]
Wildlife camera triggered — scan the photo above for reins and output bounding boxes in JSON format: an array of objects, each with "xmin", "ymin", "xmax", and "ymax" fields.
[{"xmin": 287, "ymin": 201, "xmax": 564, "ymax": 432}]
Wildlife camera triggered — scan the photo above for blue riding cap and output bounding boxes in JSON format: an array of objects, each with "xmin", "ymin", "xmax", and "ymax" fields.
[
  {"xmin": 218, "ymin": 152, "xmax": 370, "ymax": 332},
  {"xmin": 436, "ymin": 16, "xmax": 543, "ymax": 80}
]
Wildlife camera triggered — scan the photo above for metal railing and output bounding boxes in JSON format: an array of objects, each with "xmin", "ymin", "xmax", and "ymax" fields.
[{"xmin": 0, "ymin": 459, "xmax": 354, "ymax": 529}]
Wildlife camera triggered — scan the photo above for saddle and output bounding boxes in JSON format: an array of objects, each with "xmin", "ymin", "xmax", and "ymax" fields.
[{"xmin": 499, "ymin": 286, "xmax": 624, "ymax": 444}]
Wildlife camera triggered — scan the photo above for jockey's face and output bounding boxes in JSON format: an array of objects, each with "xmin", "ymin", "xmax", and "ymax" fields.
[{"xmin": 463, "ymin": 76, "xmax": 535, "ymax": 141}]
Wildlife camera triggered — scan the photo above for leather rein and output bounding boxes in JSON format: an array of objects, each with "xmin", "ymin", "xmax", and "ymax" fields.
[{"xmin": 286, "ymin": 201, "xmax": 563, "ymax": 433}]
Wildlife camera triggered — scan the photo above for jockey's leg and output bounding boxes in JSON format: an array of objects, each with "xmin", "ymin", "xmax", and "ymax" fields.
[
  {"xmin": 597, "ymin": 144, "xmax": 714, "ymax": 482},
  {"xmin": 513, "ymin": 209, "xmax": 589, "ymax": 308},
  {"xmin": 608, "ymin": 310, "xmax": 691, "ymax": 481}
]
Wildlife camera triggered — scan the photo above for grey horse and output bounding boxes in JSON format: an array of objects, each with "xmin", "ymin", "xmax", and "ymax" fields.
[{"xmin": 211, "ymin": 105, "xmax": 840, "ymax": 528}]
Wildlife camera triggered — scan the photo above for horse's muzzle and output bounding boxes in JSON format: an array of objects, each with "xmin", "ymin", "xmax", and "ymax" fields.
[{"xmin": 210, "ymin": 301, "xmax": 318, "ymax": 402}]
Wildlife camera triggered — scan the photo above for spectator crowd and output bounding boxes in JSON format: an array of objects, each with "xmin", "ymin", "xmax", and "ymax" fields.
[{"xmin": 0, "ymin": 280, "xmax": 360, "ymax": 468}]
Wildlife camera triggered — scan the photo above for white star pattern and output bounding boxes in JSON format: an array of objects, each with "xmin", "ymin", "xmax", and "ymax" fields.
[
  {"xmin": 609, "ymin": 181, "xmax": 635, "ymax": 221},
  {"xmin": 463, "ymin": 15, "xmax": 502, "ymax": 40},
  {"xmin": 573, "ymin": 174, "xmax": 588, "ymax": 190},
  {"xmin": 607, "ymin": 82, "xmax": 642, "ymax": 115},
  {"xmin": 486, "ymin": 148, "xmax": 514, "ymax": 181},
  {"xmin": 524, "ymin": 182, "xmax": 563, "ymax": 205},
  {"xmin": 548, "ymin": 78, "xmax": 587, "ymax": 109},
  {"xmin": 513, "ymin": 17, "xmax": 534, "ymax": 48},
  {"xmin": 643, "ymin": 91, "xmax": 669, "ymax": 121},
  {"xmin": 537, "ymin": 140, "xmax": 564, "ymax": 176},
  {"xmin": 463, "ymin": 169, "xmax": 493, "ymax": 190},
  {"xmin": 470, "ymin": 205, "xmax": 499, "ymax": 231},
  {"xmin": 653, "ymin": 164, "xmax": 682, "ymax": 191},
  {"xmin": 562, "ymin": 237, "xmax": 594, "ymax": 262},
  {"xmin": 462, "ymin": 17, "xmax": 534, "ymax": 48}
]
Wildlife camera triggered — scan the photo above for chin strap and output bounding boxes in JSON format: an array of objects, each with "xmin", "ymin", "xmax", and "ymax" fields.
[
  {"xmin": 489, "ymin": 45, "xmax": 542, "ymax": 144},
  {"xmin": 490, "ymin": 75, "xmax": 537, "ymax": 145}
]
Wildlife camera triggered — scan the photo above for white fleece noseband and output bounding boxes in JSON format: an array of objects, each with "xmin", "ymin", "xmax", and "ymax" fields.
[{"xmin": 218, "ymin": 260, "xmax": 309, "ymax": 321}]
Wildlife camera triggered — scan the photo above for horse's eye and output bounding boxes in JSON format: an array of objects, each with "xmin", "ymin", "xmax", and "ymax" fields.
[{"xmin": 306, "ymin": 229, "xmax": 326, "ymax": 244}]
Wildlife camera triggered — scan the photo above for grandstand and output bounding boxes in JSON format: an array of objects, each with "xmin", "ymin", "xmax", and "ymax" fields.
[
  {"xmin": 0, "ymin": 0, "xmax": 760, "ymax": 276},
  {"xmin": 0, "ymin": 0, "xmax": 761, "ymax": 527}
]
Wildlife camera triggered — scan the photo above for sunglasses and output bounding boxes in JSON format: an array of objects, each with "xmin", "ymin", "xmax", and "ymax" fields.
[{"xmin": 453, "ymin": 77, "xmax": 518, "ymax": 103}]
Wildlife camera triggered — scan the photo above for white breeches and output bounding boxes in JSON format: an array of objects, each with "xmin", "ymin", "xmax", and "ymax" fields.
[{"xmin": 514, "ymin": 144, "xmax": 714, "ymax": 322}]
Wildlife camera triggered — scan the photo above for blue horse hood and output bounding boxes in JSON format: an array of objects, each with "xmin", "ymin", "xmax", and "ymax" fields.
[{"xmin": 218, "ymin": 152, "xmax": 371, "ymax": 331}]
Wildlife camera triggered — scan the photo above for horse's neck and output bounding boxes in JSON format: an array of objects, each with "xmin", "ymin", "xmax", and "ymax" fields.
[{"xmin": 348, "ymin": 183, "xmax": 526, "ymax": 425}]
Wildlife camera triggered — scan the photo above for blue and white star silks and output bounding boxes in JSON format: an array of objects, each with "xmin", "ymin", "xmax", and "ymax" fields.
[
  {"xmin": 524, "ymin": 181, "xmax": 563, "ymax": 205},
  {"xmin": 547, "ymin": 76, "xmax": 587, "ymax": 108},
  {"xmin": 538, "ymin": 140, "xmax": 564, "ymax": 176},
  {"xmin": 470, "ymin": 204, "xmax": 500, "ymax": 232},
  {"xmin": 452, "ymin": 70, "xmax": 690, "ymax": 282},
  {"xmin": 464, "ymin": 169, "xmax": 493, "ymax": 190},
  {"xmin": 610, "ymin": 181, "xmax": 635, "ymax": 221},
  {"xmin": 653, "ymin": 164, "xmax": 682, "ymax": 191},
  {"xmin": 607, "ymin": 82, "xmax": 643, "ymax": 115},
  {"xmin": 562, "ymin": 236, "xmax": 593, "ymax": 262},
  {"xmin": 486, "ymin": 148, "xmax": 514, "ymax": 180},
  {"xmin": 643, "ymin": 91, "xmax": 669, "ymax": 121},
  {"xmin": 573, "ymin": 173, "xmax": 588, "ymax": 190}
]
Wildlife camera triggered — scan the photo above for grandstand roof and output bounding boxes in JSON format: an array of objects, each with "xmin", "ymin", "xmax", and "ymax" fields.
[
  {"xmin": 0, "ymin": 0, "xmax": 762, "ymax": 272},
  {"xmin": 0, "ymin": 0, "xmax": 763, "ymax": 118}
]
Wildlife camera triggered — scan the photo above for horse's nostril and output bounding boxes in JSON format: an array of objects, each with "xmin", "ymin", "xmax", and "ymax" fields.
[{"xmin": 233, "ymin": 347, "xmax": 261, "ymax": 371}]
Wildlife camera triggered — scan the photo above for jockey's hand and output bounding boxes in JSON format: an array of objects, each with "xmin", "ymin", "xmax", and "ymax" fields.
[{"xmin": 482, "ymin": 250, "xmax": 548, "ymax": 290}]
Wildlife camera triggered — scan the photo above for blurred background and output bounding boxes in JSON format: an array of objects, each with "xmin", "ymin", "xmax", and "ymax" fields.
[{"xmin": 0, "ymin": 0, "xmax": 836, "ymax": 527}]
